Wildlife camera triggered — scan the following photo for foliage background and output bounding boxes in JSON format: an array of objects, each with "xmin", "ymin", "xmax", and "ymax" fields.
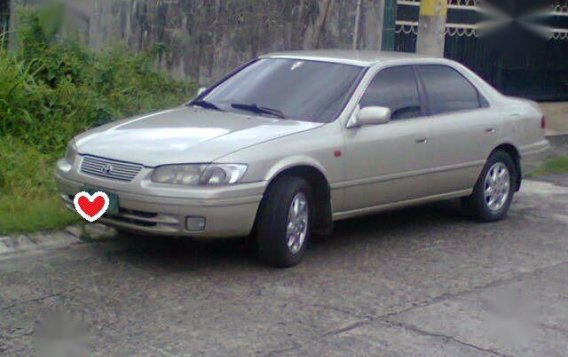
[{"xmin": 0, "ymin": 6, "xmax": 196, "ymax": 233}]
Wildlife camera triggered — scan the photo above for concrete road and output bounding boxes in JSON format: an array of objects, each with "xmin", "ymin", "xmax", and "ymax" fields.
[{"xmin": 1, "ymin": 180, "xmax": 568, "ymax": 356}]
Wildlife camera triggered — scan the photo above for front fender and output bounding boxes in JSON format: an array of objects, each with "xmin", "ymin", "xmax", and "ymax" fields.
[{"xmin": 264, "ymin": 155, "xmax": 330, "ymax": 183}]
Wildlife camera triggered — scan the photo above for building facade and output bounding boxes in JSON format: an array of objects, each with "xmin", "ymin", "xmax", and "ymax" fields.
[{"xmin": 7, "ymin": 0, "xmax": 568, "ymax": 100}]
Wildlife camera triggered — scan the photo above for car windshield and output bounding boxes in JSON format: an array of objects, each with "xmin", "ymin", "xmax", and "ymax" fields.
[{"xmin": 198, "ymin": 58, "xmax": 364, "ymax": 123}]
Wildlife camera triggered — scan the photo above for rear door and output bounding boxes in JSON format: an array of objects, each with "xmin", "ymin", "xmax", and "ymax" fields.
[
  {"xmin": 415, "ymin": 64, "xmax": 501, "ymax": 195},
  {"xmin": 341, "ymin": 65, "xmax": 435, "ymax": 211}
]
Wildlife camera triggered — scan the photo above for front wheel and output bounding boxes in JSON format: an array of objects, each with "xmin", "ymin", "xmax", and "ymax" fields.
[
  {"xmin": 256, "ymin": 176, "xmax": 312, "ymax": 268},
  {"xmin": 463, "ymin": 151, "xmax": 517, "ymax": 222}
]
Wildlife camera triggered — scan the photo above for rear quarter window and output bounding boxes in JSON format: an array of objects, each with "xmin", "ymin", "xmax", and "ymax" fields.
[{"xmin": 417, "ymin": 65, "xmax": 485, "ymax": 115}]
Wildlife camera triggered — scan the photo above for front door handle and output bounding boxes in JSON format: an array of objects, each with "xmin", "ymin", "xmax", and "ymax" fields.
[
  {"xmin": 416, "ymin": 138, "xmax": 428, "ymax": 144},
  {"xmin": 485, "ymin": 128, "xmax": 496, "ymax": 133}
]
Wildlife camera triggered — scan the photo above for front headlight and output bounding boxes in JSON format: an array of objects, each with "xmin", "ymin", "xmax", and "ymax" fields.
[
  {"xmin": 64, "ymin": 141, "xmax": 78, "ymax": 164},
  {"xmin": 151, "ymin": 164, "xmax": 248, "ymax": 186}
]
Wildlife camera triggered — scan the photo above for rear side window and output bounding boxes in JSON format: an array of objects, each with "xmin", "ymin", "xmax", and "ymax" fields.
[
  {"xmin": 359, "ymin": 66, "xmax": 422, "ymax": 120},
  {"xmin": 417, "ymin": 65, "xmax": 483, "ymax": 115}
]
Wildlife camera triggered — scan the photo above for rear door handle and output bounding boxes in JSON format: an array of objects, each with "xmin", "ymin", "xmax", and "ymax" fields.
[
  {"xmin": 485, "ymin": 128, "xmax": 496, "ymax": 133},
  {"xmin": 416, "ymin": 138, "xmax": 428, "ymax": 144}
]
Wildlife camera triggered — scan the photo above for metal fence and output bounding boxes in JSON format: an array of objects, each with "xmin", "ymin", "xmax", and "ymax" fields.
[{"xmin": 395, "ymin": 0, "xmax": 568, "ymax": 101}]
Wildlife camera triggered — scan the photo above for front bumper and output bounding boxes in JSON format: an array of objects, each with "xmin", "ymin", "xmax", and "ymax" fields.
[{"xmin": 55, "ymin": 164, "xmax": 265, "ymax": 238}]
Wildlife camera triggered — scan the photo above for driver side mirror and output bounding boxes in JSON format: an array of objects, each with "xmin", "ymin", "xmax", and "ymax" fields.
[{"xmin": 355, "ymin": 106, "xmax": 392, "ymax": 126}]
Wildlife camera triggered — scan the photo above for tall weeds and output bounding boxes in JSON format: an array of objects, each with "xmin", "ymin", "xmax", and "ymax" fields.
[{"xmin": 0, "ymin": 7, "xmax": 196, "ymax": 232}]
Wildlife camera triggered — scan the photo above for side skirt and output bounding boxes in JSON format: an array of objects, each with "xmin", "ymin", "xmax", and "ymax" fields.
[{"xmin": 332, "ymin": 189, "xmax": 473, "ymax": 221}]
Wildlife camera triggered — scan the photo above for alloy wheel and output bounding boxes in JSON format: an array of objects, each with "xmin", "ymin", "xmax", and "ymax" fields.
[
  {"xmin": 286, "ymin": 192, "xmax": 309, "ymax": 254},
  {"xmin": 484, "ymin": 162, "xmax": 511, "ymax": 211}
]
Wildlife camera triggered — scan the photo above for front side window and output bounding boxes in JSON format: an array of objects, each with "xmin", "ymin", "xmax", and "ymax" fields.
[
  {"xmin": 359, "ymin": 66, "xmax": 422, "ymax": 120},
  {"xmin": 200, "ymin": 59, "xmax": 364, "ymax": 123},
  {"xmin": 417, "ymin": 65, "xmax": 482, "ymax": 115}
]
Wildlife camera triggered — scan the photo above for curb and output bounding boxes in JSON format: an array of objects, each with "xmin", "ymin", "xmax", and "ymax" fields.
[
  {"xmin": 0, "ymin": 224, "xmax": 116, "ymax": 258},
  {"xmin": 522, "ymin": 179, "xmax": 568, "ymax": 194}
]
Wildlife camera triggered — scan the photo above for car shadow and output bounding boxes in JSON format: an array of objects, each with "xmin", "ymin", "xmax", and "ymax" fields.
[
  {"xmin": 105, "ymin": 199, "xmax": 471, "ymax": 272},
  {"xmin": 316, "ymin": 199, "xmax": 469, "ymax": 245}
]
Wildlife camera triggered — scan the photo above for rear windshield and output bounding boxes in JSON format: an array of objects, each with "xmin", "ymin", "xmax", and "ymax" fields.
[{"xmin": 201, "ymin": 58, "xmax": 364, "ymax": 123}]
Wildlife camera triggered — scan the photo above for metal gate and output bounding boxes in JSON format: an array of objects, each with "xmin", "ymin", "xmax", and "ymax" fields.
[
  {"xmin": 0, "ymin": 0, "xmax": 9, "ymax": 40},
  {"xmin": 395, "ymin": 0, "xmax": 568, "ymax": 101}
]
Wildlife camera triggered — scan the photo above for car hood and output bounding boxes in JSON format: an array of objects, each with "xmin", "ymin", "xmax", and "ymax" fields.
[{"xmin": 75, "ymin": 107, "xmax": 323, "ymax": 166}]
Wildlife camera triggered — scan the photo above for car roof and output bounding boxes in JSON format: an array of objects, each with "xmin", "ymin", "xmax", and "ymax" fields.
[{"xmin": 262, "ymin": 50, "xmax": 435, "ymax": 67}]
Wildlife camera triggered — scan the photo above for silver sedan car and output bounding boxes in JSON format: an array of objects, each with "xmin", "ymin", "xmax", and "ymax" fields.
[{"xmin": 56, "ymin": 50, "xmax": 549, "ymax": 267}]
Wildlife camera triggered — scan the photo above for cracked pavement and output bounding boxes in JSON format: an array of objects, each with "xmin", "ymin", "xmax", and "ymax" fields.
[{"xmin": 1, "ymin": 179, "xmax": 567, "ymax": 356}]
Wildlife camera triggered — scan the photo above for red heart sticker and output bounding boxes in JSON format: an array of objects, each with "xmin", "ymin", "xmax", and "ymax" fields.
[{"xmin": 73, "ymin": 191, "xmax": 110, "ymax": 222}]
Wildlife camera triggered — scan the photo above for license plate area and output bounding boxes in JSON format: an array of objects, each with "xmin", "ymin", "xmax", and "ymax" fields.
[{"xmin": 83, "ymin": 186, "xmax": 120, "ymax": 216}]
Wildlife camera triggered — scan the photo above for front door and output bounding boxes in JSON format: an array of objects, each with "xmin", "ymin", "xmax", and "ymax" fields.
[{"xmin": 341, "ymin": 65, "xmax": 436, "ymax": 212}]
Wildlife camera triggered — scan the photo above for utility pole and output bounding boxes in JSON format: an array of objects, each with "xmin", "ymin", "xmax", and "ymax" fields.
[
  {"xmin": 416, "ymin": 0, "xmax": 448, "ymax": 57},
  {"xmin": 353, "ymin": 0, "xmax": 362, "ymax": 49}
]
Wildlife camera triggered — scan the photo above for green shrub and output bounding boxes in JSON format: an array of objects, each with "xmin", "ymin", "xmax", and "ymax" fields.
[
  {"xmin": 0, "ymin": 6, "xmax": 197, "ymax": 233},
  {"xmin": 1, "ymin": 8, "xmax": 196, "ymax": 154},
  {"xmin": 0, "ymin": 136, "xmax": 55, "ymax": 197}
]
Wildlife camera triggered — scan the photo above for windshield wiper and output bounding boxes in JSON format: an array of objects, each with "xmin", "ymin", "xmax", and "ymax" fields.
[
  {"xmin": 192, "ymin": 100, "xmax": 223, "ymax": 111},
  {"xmin": 231, "ymin": 103, "xmax": 286, "ymax": 119}
]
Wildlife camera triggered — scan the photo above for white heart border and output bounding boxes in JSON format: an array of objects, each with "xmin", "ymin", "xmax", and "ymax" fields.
[{"xmin": 73, "ymin": 191, "xmax": 110, "ymax": 223}]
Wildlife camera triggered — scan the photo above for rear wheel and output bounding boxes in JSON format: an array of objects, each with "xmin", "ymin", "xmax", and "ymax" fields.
[
  {"xmin": 463, "ymin": 151, "xmax": 517, "ymax": 222},
  {"xmin": 256, "ymin": 176, "xmax": 312, "ymax": 268}
]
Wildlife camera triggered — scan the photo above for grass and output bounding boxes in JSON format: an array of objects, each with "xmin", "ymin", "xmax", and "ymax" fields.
[
  {"xmin": 0, "ymin": 135, "xmax": 80, "ymax": 235},
  {"xmin": 531, "ymin": 156, "xmax": 568, "ymax": 177},
  {"xmin": 0, "ymin": 197, "xmax": 78, "ymax": 234},
  {"xmin": 0, "ymin": 6, "xmax": 196, "ymax": 234}
]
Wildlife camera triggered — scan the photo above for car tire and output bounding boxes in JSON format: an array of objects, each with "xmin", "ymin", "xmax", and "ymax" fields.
[
  {"xmin": 256, "ymin": 176, "xmax": 312, "ymax": 268},
  {"xmin": 463, "ymin": 150, "xmax": 517, "ymax": 222}
]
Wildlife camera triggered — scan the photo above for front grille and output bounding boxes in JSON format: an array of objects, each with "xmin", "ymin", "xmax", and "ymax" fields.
[{"xmin": 80, "ymin": 155, "xmax": 143, "ymax": 182}]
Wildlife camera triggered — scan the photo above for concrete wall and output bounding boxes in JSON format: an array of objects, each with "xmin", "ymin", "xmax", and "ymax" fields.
[{"xmin": 10, "ymin": 0, "xmax": 387, "ymax": 84}]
